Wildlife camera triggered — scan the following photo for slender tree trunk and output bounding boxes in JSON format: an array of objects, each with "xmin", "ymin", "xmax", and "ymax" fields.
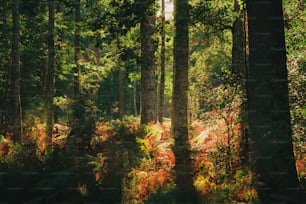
[
  {"xmin": 1, "ymin": 10, "xmax": 9, "ymax": 130},
  {"xmin": 241, "ymin": 3, "xmax": 250, "ymax": 167},
  {"xmin": 4, "ymin": 59, "xmax": 10, "ymax": 132},
  {"xmin": 232, "ymin": 0, "xmax": 249, "ymax": 166},
  {"xmin": 11, "ymin": 0, "xmax": 23, "ymax": 142},
  {"xmin": 119, "ymin": 67, "xmax": 124, "ymax": 117},
  {"xmin": 46, "ymin": 0, "xmax": 55, "ymax": 141},
  {"xmin": 140, "ymin": 2, "xmax": 157, "ymax": 124},
  {"xmin": 246, "ymin": 0, "xmax": 305, "ymax": 203},
  {"xmin": 118, "ymin": 68, "xmax": 124, "ymax": 117},
  {"xmin": 133, "ymin": 80, "xmax": 138, "ymax": 116},
  {"xmin": 117, "ymin": 37, "xmax": 124, "ymax": 118},
  {"xmin": 158, "ymin": 0, "xmax": 166, "ymax": 124},
  {"xmin": 173, "ymin": 0, "xmax": 198, "ymax": 202},
  {"xmin": 74, "ymin": 0, "xmax": 81, "ymax": 99}
]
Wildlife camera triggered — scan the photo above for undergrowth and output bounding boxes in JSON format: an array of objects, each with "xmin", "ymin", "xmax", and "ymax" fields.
[{"xmin": 3, "ymin": 115, "xmax": 305, "ymax": 203}]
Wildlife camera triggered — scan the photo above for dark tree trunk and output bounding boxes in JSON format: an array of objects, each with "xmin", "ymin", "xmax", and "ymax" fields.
[
  {"xmin": 10, "ymin": 0, "xmax": 23, "ymax": 142},
  {"xmin": 117, "ymin": 37, "xmax": 124, "ymax": 118},
  {"xmin": 232, "ymin": 1, "xmax": 249, "ymax": 166},
  {"xmin": 173, "ymin": 0, "xmax": 198, "ymax": 202},
  {"xmin": 232, "ymin": 0, "xmax": 246, "ymax": 76},
  {"xmin": 158, "ymin": 0, "xmax": 166, "ymax": 124},
  {"xmin": 246, "ymin": 0, "xmax": 305, "ymax": 203},
  {"xmin": 46, "ymin": 0, "xmax": 55, "ymax": 141},
  {"xmin": 140, "ymin": 1, "xmax": 157, "ymax": 124},
  {"xmin": 74, "ymin": 0, "xmax": 81, "ymax": 99},
  {"xmin": 133, "ymin": 80, "xmax": 138, "ymax": 116},
  {"xmin": 118, "ymin": 67, "xmax": 124, "ymax": 117},
  {"xmin": 0, "ymin": 5, "xmax": 10, "ymax": 131}
]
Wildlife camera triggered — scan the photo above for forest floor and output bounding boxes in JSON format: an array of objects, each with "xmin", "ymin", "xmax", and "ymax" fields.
[{"xmin": 0, "ymin": 114, "xmax": 305, "ymax": 203}]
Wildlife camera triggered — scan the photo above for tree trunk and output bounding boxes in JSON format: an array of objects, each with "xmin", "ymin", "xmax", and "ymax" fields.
[
  {"xmin": 140, "ymin": 2, "xmax": 157, "ymax": 124},
  {"xmin": 232, "ymin": 0, "xmax": 246, "ymax": 76},
  {"xmin": 173, "ymin": 0, "xmax": 198, "ymax": 202},
  {"xmin": 1, "ymin": 7, "xmax": 10, "ymax": 131},
  {"xmin": 74, "ymin": 0, "xmax": 81, "ymax": 99},
  {"xmin": 117, "ymin": 37, "xmax": 124, "ymax": 118},
  {"xmin": 118, "ymin": 67, "xmax": 124, "ymax": 118},
  {"xmin": 133, "ymin": 80, "xmax": 138, "ymax": 116},
  {"xmin": 46, "ymin": 0, "xmax": 55, "ymax": 141},
  {"xmin": 246, "ymin": 0, "xmax": 305, "ymax": 203},
  {"xmin": 232, "ymin": 0, "xmax": 249, "ymax": 166},
  {"xmin": 158, "ymin": 0, "xmax": 166, "ymax": 124},
  {"xmin": 10, "ymin": 0, "xmax": 23, "ymax": 142}
]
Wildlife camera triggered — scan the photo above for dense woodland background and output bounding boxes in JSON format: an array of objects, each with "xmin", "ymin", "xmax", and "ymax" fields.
[{"xmin": 0, "ymin": 0, "xmax": 305, "ymax": 203}]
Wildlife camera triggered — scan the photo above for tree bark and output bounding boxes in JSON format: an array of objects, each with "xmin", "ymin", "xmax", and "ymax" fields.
[
  {"xmin": 246, "ymin": 0, "xmax": 305, "ymax": 203},
  {"xmin": 158, "ymin": 0, "xmax": 166, "ymax": 124},
  {"xmin": 74, "ymin": 0, "xmax": 81, "ymax": 99},
  {"xmin": 140, "ymin": 2, "xmax": 157, "ymax": 124},
  {"xmin": 232, "ymin": 0, "xmax": 246, "ymax": 77},
  {"xmin": 118, "ymin": 67, "xmax": 124, "ymax": 118},
  {"xmin": 232, "ymin": 0, "xmax": 249, "ymax": 166},
  {"xmin": 117, "ymin": 37, "xmax": 124, "ymax": 118},
  {"xmin": 133, "ymin": 80, "xmax": 138, "ymax": 116},
  {"xmin": 10, "ymin": 0, "xmax": 23, "ymax": 142},
  {"xmin": 46, "ymin": 0, "xmax": 55, "ymax": 141},
  {"xmin": 173, "ymin": 0, "xmax": 198, "ymax": 202},
  {"xmin": 0, "ymin": 6, "xmax": 10, "ymax": 130}
]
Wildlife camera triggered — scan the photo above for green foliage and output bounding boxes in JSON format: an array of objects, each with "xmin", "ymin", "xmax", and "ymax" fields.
[
  {"xmin": 189, "ymin": 13, "xmax": 233, "ymax": 119},
  {"xmin": 190, "ymin": 0, "xmax": 234, "ymax": 33}
]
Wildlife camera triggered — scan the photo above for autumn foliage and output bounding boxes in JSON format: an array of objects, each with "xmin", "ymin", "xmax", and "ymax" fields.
[{"xmin": 1, "ymin": 114, "xmax": 304, "ymax": 203}]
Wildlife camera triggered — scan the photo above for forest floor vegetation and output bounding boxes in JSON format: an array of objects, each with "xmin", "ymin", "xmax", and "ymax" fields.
[{"xmin": 0, "ymin": 114, "xmax": 305, "ymax": 203}]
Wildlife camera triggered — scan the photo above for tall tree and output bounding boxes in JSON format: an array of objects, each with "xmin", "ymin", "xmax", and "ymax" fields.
[
  {"xmin": 246, "ymin": 0, "xmax": 305, "ymax": 203},
  {"xmin": 74, "ymin": 0, "xmax": 81, "ymax": 98},
  {"xmin": 10, "ymin": 0, "xmax": 23, "ymax": 142},
  {"xmin": 231, "ymin": 0, "xmax": 249, "ymax": 165},
  {"xmin": 158, "ymin": 0, "xmax": 166, "ymax": 124},
  {"xmin": 117, "ymin": 36, "xmax": 125, "ymax": 118},
  {"xmin": 139, "ymin": 1, "xmax": 157, "ymax": 124},
  {"xmin": 45, "ymin": 0, "xmax": 55, "ymax": 140},
  {"xmin": 118, "ymin": 66, "xmax": 125, "ymax": 117},
  {"xmin": 232, "ymin": 0, "xmax": 246, "ymax": 76},
  {"xmin": 0, "ymin": 1, "xmax": 11, "ymax": 130},
  {"xmin": 173, "ymin": 0, "xmax": 198, "ymax": 202}
]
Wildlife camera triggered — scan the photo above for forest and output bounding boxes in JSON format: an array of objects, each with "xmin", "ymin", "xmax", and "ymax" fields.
[{"xmin": 0, "ymin": 0, "xmax": 305, "ymax": 203}]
